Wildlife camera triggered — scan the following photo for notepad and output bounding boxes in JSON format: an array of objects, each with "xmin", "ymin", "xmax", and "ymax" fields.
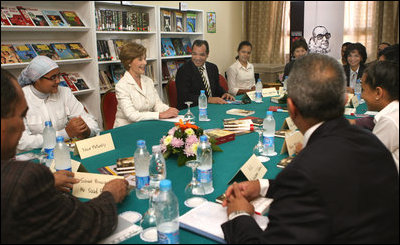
[
  {"xmin": 97, "ymin": 214, "xmax": 142, "ymax": 244},
  {"xmin": 179, "ymin": 201, "xmax": 269, "ymax": 243}
]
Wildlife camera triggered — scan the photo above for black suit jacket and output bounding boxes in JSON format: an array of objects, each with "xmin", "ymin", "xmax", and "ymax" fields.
[
  {"xmin": 175, "ymin": 60, "xmax": 226, "ymax": 110},
  {"xmin": 222, "ymin": 117, "xmax": 399, "ymax": 243},
  {"xmin": 343, "ymin": 64, "xmax": 366, "ymax": 87}
]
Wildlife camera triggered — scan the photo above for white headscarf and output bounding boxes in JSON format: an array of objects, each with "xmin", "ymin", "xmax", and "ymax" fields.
[{"xmin": 18, "ymin": 56, "xmax": 59, "ymax": 87}]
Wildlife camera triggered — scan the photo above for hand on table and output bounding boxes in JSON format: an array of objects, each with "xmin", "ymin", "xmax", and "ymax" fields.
[
  {"xmin": 208, "ymin": 97, "xmax": 228, "ymax": 104},
  {"xmin": 221, "ymin": 93, "xmax": 235, "ymax": 101},
  {"xmin": 222, "ymin": 180, "xmax": 260, "ymax": 208},
  {"xmin": 159, "ymin": 107, "xmax": 179, "ymax": 119},
  {"xmin": 224, "ymin": 182, "xmax": 255, "ymax": 216},
  {"xmin": 65, "ymin": 116, "xmax": 91, "ymax": 139},
  {"xmin": 102, "ymin": 179, "xmax": 129, "ymax": 203},
  {"xmin": 53, "ymin": 170, "xmax": 80, "ymax": 193}
]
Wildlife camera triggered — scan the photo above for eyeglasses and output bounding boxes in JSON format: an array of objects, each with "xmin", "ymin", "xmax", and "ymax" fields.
[
  {"xmin": 316, "ymin": 33, "xmax": 331, "ymax": 40},
  {"xmin": 41, "ymin": 73, "xmax": 61, "ymax": 82}
]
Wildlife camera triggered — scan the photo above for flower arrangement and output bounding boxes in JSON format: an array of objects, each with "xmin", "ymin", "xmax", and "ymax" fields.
[{"xmin": 160, "ymin": 120, "xmax": 222, "ymax": 166}]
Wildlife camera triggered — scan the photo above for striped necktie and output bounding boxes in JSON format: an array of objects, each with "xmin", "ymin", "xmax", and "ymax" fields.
[{"xmin": 198, "ymin": 66, "xmax": 212, "ymax": 97}]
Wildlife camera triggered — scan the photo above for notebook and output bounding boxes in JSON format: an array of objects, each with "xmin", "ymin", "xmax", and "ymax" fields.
[{"xmin": 98, "ymin": 214, "xmax": 142, "ymax": 244}]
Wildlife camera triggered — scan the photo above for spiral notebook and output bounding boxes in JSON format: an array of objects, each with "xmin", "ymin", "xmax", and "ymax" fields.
[{"xmin": 98, "ymin": 215, "xmax": 142, "ymax": 244}]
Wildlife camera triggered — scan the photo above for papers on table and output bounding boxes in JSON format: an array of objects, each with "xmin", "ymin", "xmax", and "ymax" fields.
[{"xmin": 159, "ymin": 115, "xmax": 185, "ymax": 123}]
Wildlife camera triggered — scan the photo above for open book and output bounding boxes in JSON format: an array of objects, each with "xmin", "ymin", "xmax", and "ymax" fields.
[{"xmin": 179, "ymin": 201, "xmax": 269, "ymax": 243}]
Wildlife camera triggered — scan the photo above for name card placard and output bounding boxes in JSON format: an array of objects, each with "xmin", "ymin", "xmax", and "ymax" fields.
[
  {"xmin": 280, "ymin": 130, "xmax": 304, "ymax": 156},
  {"xmin": 281, "ymin": 117, "xmax": 297, "ymax": 131},
  {"xmin": 262, "ymin": 88, "xmax": 278, "ymax": 97},
  {"xmin": 351, "ymin": 95, "xmax": 359, "ymax": 108},
  {"xmin": 345, "ymin": 93, "xmax": 354, "ymax": 107},
  {"xmin": 229, "ymin": 154, "xmax": 267, "ymax": 184},
  {"xmin": 278, "ymin": 86, "xmax": 284, "ymax": 95},
  {"xmin": 246, "ymin": 91, "xmax": 256, "ymax": 101},
  {"xmin": 75, "ymin": 133, "xmax": 115, "ymax": 159},
  {"xmin": 72, "ymin": 172, "xmax": 123, "ymax": 199}
]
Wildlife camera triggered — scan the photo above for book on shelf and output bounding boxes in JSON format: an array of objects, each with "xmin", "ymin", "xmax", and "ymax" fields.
[
  {"xmin": 161, "ymin": 61, "xmax": 170, "ymax": 80},
  {"xmin": 1, "ymin": 44, "xmax": 22, "ymax": 64},
  {"xmin": 106, "ymin": 40, "xmax": 117, "ymax": 61},
  {"xmin": 171, "ymin": 38, "xmax": 184, "ymax": 56},
  {"xmin": 61, "ymin": 73, "xmax": 78, "ymax": 92},
  {"xmin": 31, "ymin": 43, "xmax": 60, "ymax": 60},
  {"xmin": 161, "ymin": 38, "xmax": 176, "ymax": 57},
  {"xmin": 42, "ymin": 10, "xmax": 69, "ymax": 26},
  {"xmin": 181, "ymin": 38, "xmax": 192, "ymax": 55},
  {"xmin": 58, "ymin": 74, "xmax": 69, "ymax": 88},
  {"xmin": 174, "ymin": 11, "xmax": 184, "ymax": 32},
  {"xmin": 175, "ymin": 59, "xmax": 186, "ymax": 69},
  {"xmin": 13, "ymin": 44, "xmax": 37, "ymax": 63},
  {"xmin": 113, "ymin": 39, "xmax": 127, "ymax": 59},
  {"xmin": 1, "ymin": 7, "xmax": 12, "ymax": 25},
  {"xmin": 186, "ymin": 12, "xmax": 196, "ymax": 32},
  {"xmin": 59, "ymin": 10, "xmax": 85, "ymax": 26},
  {"xmin": 3, "ymin": 6, "xmax": 31, "ymax": 26},
  {"xmin": 97, "ymin": 40, "xmax": 111, "ymax": 61},
  {"xmin": 16, "ymin": 6, "xmax": 36, "ymax": 26},
  {"xmin": 66, "ymin": 43, "xmax": 90, "ymax": 59},
  {"xmin": 166, "ymin": 60, "xmax": 178, "ymax": 80},
  {"xmin": 161, "ymin": 9, "xmax": 172, "ymax": 32},
  {"xmin": 99, "ymin": 70, "xmax": 114, "ymax": 92},
  {"xmin": 141, "ymin": 12, "xmax": 149, "ymax": 31},
  {"xmin": 68, "ymin": 73, "xmax": 90, "ymax": 90},
  {"xmin": 145, "ymin": 64, "xmax": 155, "ymax": 81},
  {"xmin": 51, "ymin": 43, "xmax": 75, "ymax": 59},
  {"xmin": 20, "ymin": 7, "xmax": 50, "ymax": 26},
  {"xmin": 110, "ymin": 63, "xmax": 125, "ymax": 84}
]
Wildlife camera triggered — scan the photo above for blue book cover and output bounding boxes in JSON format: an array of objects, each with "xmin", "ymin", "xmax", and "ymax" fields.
[
  {"xmin": 182, "ymin": 38, "xmax": 192, "ymax": 55},
  {"xmin": 42, "ymin": 10, "xmax": 68, "ymax": 26},
  {"xmin": 51, "ymin": 43, "xmax": 75, "ymax": 59},
  {"xmin": 186, "ymin": 13, "xmax": 196, "ymax": 32},
  {"xmin": 161, "ymin": 38, "xmax": 176, "ymax": 57},
  {"xmin": 13, "ymin": 44, "xmax": 37, "ymax": 63}
]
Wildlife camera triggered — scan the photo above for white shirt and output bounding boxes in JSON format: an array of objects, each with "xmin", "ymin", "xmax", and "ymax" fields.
[
  {"xmin": 373, "ymin": 100, "xmax": 399, "ymax": 173},
  {"xmin": 113, "ymin": 71, "xmax": 169, "ymax": 128},
  {"xmin": 18, "ymin": 86, "xmax": 100, "ymax": 152},
  {"xmin": 349, "ymin": 66, "xmax": 359, "ymax": 89},
  {"xmin": 226, "ymin": 60, "xmax": 255, "ymax": 96}
]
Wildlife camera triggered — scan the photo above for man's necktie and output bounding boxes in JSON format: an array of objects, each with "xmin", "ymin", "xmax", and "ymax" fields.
[{"xmin": 198, "ymin": 66, "xmax": 212, "ymax": 97}]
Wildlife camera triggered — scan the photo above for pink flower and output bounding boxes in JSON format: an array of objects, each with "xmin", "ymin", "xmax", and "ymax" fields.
[
  {"xmin": 185, "ymin": 135, "xmax": 199, "ymax": 146},
  {"xmin": 171, "ymin": 137, "xmax": 184, "ymax": 148},
  {"xmin": 160, "ymin": 143, "xmax": 167, "ymax": 153},
  {"xmin": 160, "ymin": 136, "xmax": 166, "ymax": 145},
  {"xmin": 168, "ymin": 126, "xmax": 177, "ymax": 135},
  {"xmin": 184, "ymin": 144, "xmax": 196, "ymax": 157}
]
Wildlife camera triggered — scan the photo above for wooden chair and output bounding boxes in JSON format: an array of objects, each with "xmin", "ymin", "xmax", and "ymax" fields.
[
  {"xmin": 166, "ymin": 79, "xmax": 177, "ymax": 108},
  {"xmin": 101, "ymin": 88, "xmax": 117, "ymax": 130},
  {"xmin": 218, "ymin": 74, "xmax": 229, "ymax": 92}
]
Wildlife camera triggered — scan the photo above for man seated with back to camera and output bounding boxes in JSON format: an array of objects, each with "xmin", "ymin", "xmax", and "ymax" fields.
[
  {"xmin": 221, "ymin": 54, "xmax": 399, "ymax": 243},
  {"xmin": 175, "ymin": 39, "xmax": 235, "ymax": 110},
  {"xmin": 1, "ymin": 69, "xmax": 129, "ymax": 243}
]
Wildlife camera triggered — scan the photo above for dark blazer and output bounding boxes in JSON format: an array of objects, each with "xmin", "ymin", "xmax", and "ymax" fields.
[
  {"xmin": 343, "ymin": 64, "xmax": 366, "ymax": 87},
  {"xmin": 1, "ymin": 160, "xmax": 118, "ymax": 243},
  {"xmin": 283, "ymin": 59, "xmax": 296, "ymax": 78},
  {"xmin": 222, "ymin": 117, "xmax": 399, "ymax": 243},
  {"xmin": 175, "ymin": 60, "xmax": 226, "ymax": 110}
]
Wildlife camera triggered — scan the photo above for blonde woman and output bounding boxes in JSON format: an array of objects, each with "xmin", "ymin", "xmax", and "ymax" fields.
[{"xmin": 114, "ymin": 42, "xmax": 178, "ymax": 128}]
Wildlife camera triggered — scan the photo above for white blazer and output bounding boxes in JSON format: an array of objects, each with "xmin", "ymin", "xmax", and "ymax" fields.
[
  {"xmin": 17, "ymin": 85, "xmax": 100, "ymax": 152},
  {"xmin": 113, "ymin": 71, "xmax": 169, "ymax": 128}
]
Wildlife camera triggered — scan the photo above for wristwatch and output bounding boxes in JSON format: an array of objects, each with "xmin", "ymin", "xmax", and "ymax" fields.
[{"xmin": 228, "ymin": 210, "xmax": 250, "ymax": 220}]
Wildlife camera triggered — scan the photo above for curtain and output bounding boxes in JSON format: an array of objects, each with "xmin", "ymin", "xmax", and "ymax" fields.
[{"xmin": 245, "ymin": 1, "xmax": 290, "ymax": 64}]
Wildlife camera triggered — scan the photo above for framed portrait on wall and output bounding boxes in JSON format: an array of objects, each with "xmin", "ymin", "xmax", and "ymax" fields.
[{"xmin": 207, "ymin": 12, "xmax": 216, "ymax": 33}]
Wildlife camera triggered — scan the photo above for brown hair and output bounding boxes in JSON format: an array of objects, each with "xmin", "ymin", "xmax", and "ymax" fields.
[{"xmin": 119, "ymin": 42, "xmax": 147, "ymax": 70}]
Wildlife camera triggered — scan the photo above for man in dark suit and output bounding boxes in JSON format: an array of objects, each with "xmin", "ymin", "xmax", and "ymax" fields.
[
  {"xmin": 221, "ymin": 54, "xmax": 399, "ymax": 243},
  {"xmin": 175, "ymin": 39, "xmax": 235, "ymax": 110},
  {"xmin": 1, "ymin": 69, "xmax": 129, "ymax": 243}
]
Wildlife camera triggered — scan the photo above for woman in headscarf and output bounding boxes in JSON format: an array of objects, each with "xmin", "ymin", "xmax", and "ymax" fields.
[{"xmin": 17, "ymin": 55, "xmax": 100, "ymax": 152}]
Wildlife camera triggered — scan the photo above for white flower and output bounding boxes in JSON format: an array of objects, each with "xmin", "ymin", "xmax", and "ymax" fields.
[
  {"xmin": 185, "ymin": 128, "xmax": 195, "ymax": 136},
  {"xmin": 163, "ymin": 135, "xmax": 173, "ymax": 145}
]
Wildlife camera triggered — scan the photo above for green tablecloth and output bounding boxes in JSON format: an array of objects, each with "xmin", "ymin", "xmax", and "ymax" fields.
[{"xmin": 23, "ymin": 96, "xmax": 369, "ymax": 244}]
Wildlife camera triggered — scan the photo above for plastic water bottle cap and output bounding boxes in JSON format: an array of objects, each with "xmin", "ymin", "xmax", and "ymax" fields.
[
  {"xmin": 200, "ymin": 90, "xmax": 205, "ymax": 94},
  {"xmin": 159, "ymin": 179, "xmax": 171, "ymax": 191},
  {"xmin": 137, "ymin": 140, "xmax": 145, "ymax": 146},
  {"xmin": 257, "ymin": 78, "xmax": 261, "ymax": 82},
  {"xmin": 200, "ymin": 135, "xmax": 208, "ymax": 142},
  {"xmin": 152, "ymin": 145, "xmax": 161, "ymax": 152},
  {"xmin": 56, "ymin": 136, "xmax": 64, "ymax": 143},
  {"xmin": 45, "ymin": 121, "xmax": 52, "ymax": 127},
  {"xmin": 267, "ymin": 111, "xmax": 273, "ymax": 116}
]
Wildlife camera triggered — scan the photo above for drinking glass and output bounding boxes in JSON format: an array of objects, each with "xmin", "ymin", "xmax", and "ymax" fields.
[
  {"xmin": 183, "ymin": 101, "xmax": 195, "ymax": 123},
  {"xmin": 253, "ymin": 126, "xmax": 270, "ymax": 162},
  {"xmin": 184, "ymin": 160, "xmax": 207, "ymax": 208},
  {"xmin": 139, "ymin": 186, "xmax": 158, "ymax": 242}
]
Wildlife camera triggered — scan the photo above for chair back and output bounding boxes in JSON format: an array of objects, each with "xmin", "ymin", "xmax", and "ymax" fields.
[
  {"xmin": 166, "ymin": 79, "xmax": 177, "ymax": 108},
  {"xmin": 218, "ymin": 74, "xmax": 229, "ymax": 92},
  {"xmin": 101, "ymin": 89, "xmax": 117, "ymax": 130}
]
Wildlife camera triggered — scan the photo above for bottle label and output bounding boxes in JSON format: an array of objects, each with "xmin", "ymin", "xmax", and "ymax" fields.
[
  {"xmin": 263, "ymin": 136, "xmax": 274, "ymax": 147},
  {"xmin": 255, "ymin": 91, "xmax": 262, "ymax": 99},
  {"xmin": 136, "ymin": 176, "xmax": 150, "ymax": 190},
  {"xmin": 197, "ymin": 168, "xmax": 212, "ymax": 183},
  {"xmin": 157, "ymin": 230, "xmax": 179, "ymax": 244},
  {"xmin": 44, "ymin": 148, "xmax": 54, "ymax": 160},
  {"xmin": 56, "ymin": 167, "xmax": 72, "ymax": 172},
  {"xmin": 199, "ymin": 108, "xmax": 207, "ymax": 117}
]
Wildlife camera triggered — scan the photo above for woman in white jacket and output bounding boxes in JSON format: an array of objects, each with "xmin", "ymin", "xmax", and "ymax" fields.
[
  {"xmin": 17, "ymin": 56, "xmax": 100, "ymax": 152},
  {"xmin": 113, "ymin": 42, "xmax": 178, "ymax": 128}
]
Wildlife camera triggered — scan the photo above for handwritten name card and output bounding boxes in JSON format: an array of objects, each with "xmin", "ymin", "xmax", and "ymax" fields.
[
  {"xmin": 72, "ymin": 172, "xmax": 123, "ymax": 199},
  {"xmin": 280, "ymin": 130, "xmax": 304, "ymax": 156},
  {"xmin": 229, "ymin": 154, "xmax": 267, "ymax": 184},
  {"xmin": 75, "ymin": 133, "xmax": 115, "ymax": 159},
  {"xmin": 281, "ymin": 117, "xmax": 297, "ymax": 131},
  {"xmin": 262, "ymin": 88, "xmax": 278, "ymax": 97}
]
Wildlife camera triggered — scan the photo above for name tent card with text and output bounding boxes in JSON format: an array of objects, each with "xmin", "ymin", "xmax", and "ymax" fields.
[
  {"xmin": 281, "ymin": 117, "xmax": 298, "ymax": 131},
  {"xmin": 280, "ymin": 130, "xmax": 303, "ymax": 156},
  {"xmin": 75, "ymin": 133, "xmax": 115, "ymax": 159},
  {"xmin": 72, "ymin": 172, "xmax": 123, "ymax": 199},
  {"xmin": 228, "ymin": 154, "xmax": 267, "ymax": 184}
]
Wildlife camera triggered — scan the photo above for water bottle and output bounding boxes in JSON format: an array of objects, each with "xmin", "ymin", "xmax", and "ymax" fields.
[
  {"xmin": 135, "ymin": 140, "xmax": 151, "ymax": 199},
  {"xmin": 263, "ymin": 111, "xmax": 276, "ymax": 156},
  {"xmin": 354, "ymin": 78, "xmax": 363, "ymax": 104},
  {"xmin": 283, "ymin": 76, "xmax": 288, "ymax": 94},
  {"xmin": 255, "ymin": 78, "xmax": 263, "ymax": 103},
  {"xmin": 198, "ymin": 90, "xmax": 208, "ymax": 121},
  {"xmin": 149, "ymin": 145, "xmax": 167, "ymax": 188},
  {"xmin": 54, "ymin": 136, "xmax": 72, "ymax": 171},
  {"xmin": 154, "ymin": 179, "xmax": 179, "ymax": 244},
  {"xmin": 196, "ymin": 135, "xmax": 213, "ymax": 194},
  {"xmin": 42, "ymin": 121, "xmax": 56, "ymax": 167}
]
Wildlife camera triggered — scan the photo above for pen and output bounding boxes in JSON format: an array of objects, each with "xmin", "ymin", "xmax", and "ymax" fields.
[{"xmin": 276, "ymin": 109, "xmax": 288, "ymax": 112}]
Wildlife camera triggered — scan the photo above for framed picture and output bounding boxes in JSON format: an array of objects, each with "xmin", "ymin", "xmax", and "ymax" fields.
[{"xmin": 207, "ymin": 12, "xmax": 216, "ymax": 33}]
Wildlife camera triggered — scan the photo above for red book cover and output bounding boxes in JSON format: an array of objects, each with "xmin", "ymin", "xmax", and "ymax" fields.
[
  {"xmin": 4, "ymin": 7, "xmax": 29, "ymax": 26},
  {"xmin": 16, "ymin": 6, "xmax": 35, "ymax": 26},
  {"xmin": 61, "ymin": 73, "xmax": 78, "ymax": 92},
  {"xmin": 1, "ymin": 8, "xmax": 11, "ymax": 25}
]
